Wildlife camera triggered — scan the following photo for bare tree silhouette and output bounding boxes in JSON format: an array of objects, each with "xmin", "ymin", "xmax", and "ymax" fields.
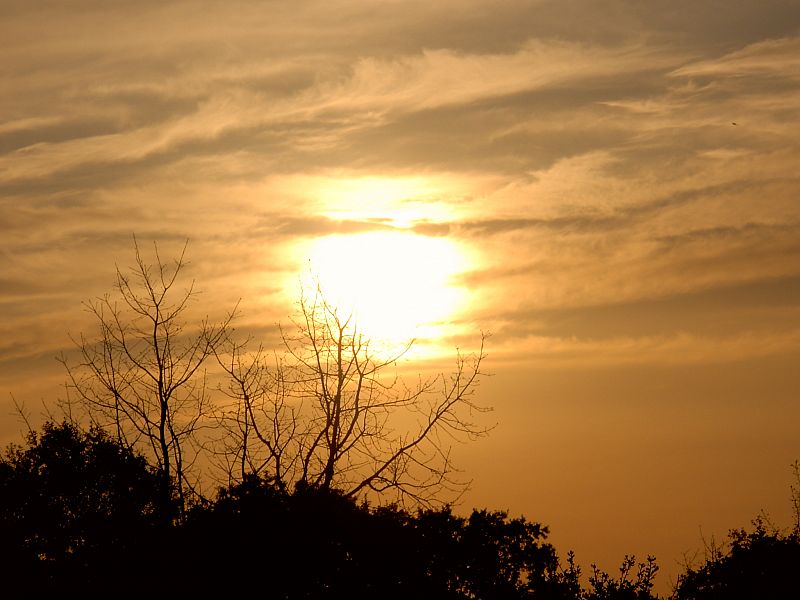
[
  {"xmin": 215, "ymin": 286, "xmax": 490, "ymax": 506},
  {"xmin": 59, "ymin": 240, "xmax": 489, "ymax": 509},
  {"xmin": 59, "ymin": 238, "xmax": 233, "ymax": 513}
]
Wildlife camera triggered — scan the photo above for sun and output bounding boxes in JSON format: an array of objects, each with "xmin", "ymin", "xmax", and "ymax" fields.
[{"xmin": 295, "ymin": 230, "xmax": 469, "ymax": 349}]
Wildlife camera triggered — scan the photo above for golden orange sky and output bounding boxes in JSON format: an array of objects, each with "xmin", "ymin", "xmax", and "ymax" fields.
[{"xmin": 2, "ymin": 0, "xmax": 800, "ymax": 591}]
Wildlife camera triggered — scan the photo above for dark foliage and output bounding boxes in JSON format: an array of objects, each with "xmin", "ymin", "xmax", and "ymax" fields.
[
  {"xmin": 0, "ymin": 421, "xmax": 667, "ymax": 598},
  {"xmin": 0, "ymin": 421, "xmax": 174, "ymax": 590},
  {"xmin": 409, "ymin": 505, "xmax": 567, "ymax": 599},
  {"xmin": 586, "ymin": 554, "xmax": 659, "ymax": 600},
  {"xmin": 674, "ymin": 517, "xmax": 800, "ymax": 599},
  {"xmin": 176, "ymin": 478, "xmax": 427, "ymax": 597},
  {"xmin": 176, "ymin": 476, "xmax": 572, "ymax": 598}
]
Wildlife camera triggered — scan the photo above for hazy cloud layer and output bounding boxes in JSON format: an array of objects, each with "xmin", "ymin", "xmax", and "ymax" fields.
[{"xmin": 2, "ymin": 1, "xmax": 799, "ymax": 372}]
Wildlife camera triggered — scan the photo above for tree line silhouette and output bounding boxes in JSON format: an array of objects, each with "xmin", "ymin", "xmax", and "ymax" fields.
[
  {"xmin": 1, "ymin": 421, "xmax": 798, "ymax": 597},
  {"xmin": 2, "ymin": 240, "xmax": 798, "ymax": 597}
]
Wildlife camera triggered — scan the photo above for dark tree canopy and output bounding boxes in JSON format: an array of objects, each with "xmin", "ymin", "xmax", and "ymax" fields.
[
  {"xmin": 674, "ymin": 517, "xmax": 800, "ymax": 600},
  {"xmin": 176, "ymin": 475, "xmax": 568, "ymax": 599},
  {"xmin": 0, "ymin": 421, "xmax": 173, "ymax": 588},
  {"xmin": 0, "ymin": 420, "xmax": 670, "ymax": 598}
]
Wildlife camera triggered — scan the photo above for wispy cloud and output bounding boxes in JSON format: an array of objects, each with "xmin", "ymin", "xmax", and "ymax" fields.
[
  {"xmin": 489, "ymin": 328, "xmax": 800, "ymax": 368},
  {"xmin": 2, "ymin": 1, "xmax": 800, "ymax": 381}
]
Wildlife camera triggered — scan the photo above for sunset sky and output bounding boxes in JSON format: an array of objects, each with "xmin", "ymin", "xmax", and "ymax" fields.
[{"xmin": 2, "ymin": 0, "xmax": 800, "ymax": 589}]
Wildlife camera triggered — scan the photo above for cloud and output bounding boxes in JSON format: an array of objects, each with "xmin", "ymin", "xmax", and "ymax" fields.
[
  {"xmin": 672, "ymin": 36, "xmax": 800, "ymax": 80},
  {"xmin": 0, "ymin": 36, "xmax": 679, "ymax": 191},
  {"xmin": 486, "ymin": 273, "xmax": 800, "ymax": 339},
  {"xmin": 1, "ymin": 1, "xmax": 800, "ymax": 394},
  {"xmin": 490, "ymin": 329, "xmax": 800, "ymax": 369},
  {"xmin": 251, "ymin": 214, "xmax": 397, "ymax": 238}
]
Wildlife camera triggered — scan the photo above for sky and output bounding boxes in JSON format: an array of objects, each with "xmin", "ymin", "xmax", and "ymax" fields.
[{"xmin": 2, "ymin": 0, "xmax": 800, "ymax": 590}]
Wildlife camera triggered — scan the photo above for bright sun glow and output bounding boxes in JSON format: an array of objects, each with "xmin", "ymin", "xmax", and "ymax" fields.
[{"xmin": 295, "ymin": 230, "xmax": 469, "ymax": 350}]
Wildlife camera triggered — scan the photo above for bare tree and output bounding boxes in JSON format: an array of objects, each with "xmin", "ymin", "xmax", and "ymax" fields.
[
  {"xmin": 216, "ymin": 286, "xmax": 490, "ymax": 506},
  {"xmin": 59, "ymin": 238, "xmax": 233, "ymax": 513},
  {"xmin": 60, "ymin": 241, "xmax": 490, "ymax": 509},
  {"xmin": 213, "ymin": 340, "xmax": 298, "ymax": 488}
]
